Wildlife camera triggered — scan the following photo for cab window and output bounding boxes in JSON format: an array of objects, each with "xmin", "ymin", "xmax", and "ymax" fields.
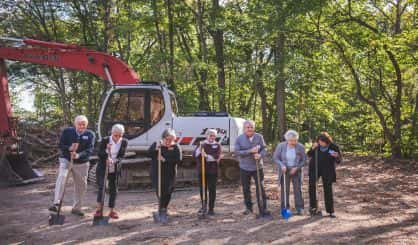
[
  {"xmin": 150, "ymin": 90, "xmax": 165, "ymax": 127},
  {"xmin": 102, "ymin": 90, "xmax": 146, "ymax": 139},
  {"xmin": 101, "ymin": 89, "xmax": 165, "ymax": 140}
]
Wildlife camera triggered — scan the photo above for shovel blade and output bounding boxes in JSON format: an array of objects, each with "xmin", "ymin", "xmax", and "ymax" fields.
[
  {"xmin": 92, "ymin": 216, "xmax": 109, "ymax": 226},
  {"xmin": 281, "ymin": 208, "xmax": 292, "ymax": 220},
  {"xmin": 49, "ymin": 213, "xmax": 65, "ymax": 225},
  {"xmin": 198, "ymin": 213, "xmax": 206, "ymax": 219}
]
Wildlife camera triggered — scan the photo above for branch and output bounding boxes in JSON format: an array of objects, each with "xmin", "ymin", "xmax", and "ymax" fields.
[
  {"xmin": 332, "ymin": 40, "xmax": 393, "ymax": 140},
  {"xmin": 370, "ymin": 1, "xmax": 394, "ymax": 24}
]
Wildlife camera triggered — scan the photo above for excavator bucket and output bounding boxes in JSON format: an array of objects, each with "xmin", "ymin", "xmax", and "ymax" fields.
[{"xmin": 0, "ymin": 149, "xmax": 44, "ymax": 186}]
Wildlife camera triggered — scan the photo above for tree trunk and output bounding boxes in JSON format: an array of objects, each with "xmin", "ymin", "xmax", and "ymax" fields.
[
  {"xmin": 411, "ymin": 92, "xmax": 418, "ymax": 157},
  {"xmin": 255, "ymin": 70, "xmax": 271, "ymax": 140},
  {"xmin": 210, "ymin": 0, "xmax": 226, "ymax": 112},
  {"xmin": 166, "ymin": 0, "xmax": 175, "ymax": 91},
  {"xmin": 56, "ymin": 71, "xmax": 70, "ymax": 125},
  {"xmin": 101, "ymin": 0, "xmax": 112, "ymax": 52},
  {"xmin": 384, "ymin": 46, "xmax": 403, "ymax": 158},
  {"xmin": 152, "ymin": 0, "xmax": 169, "ymax": 84},
  {"xmin": 196, "ymin": 0, "xmax": 210, "ymax": 111},
  {"xmin": 274, "ymin": 33, "xmax": 287, "ymax": 140}
]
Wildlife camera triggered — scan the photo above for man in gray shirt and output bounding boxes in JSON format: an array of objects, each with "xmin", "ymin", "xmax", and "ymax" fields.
[{"xmin": 234, "ymin": 120, "xmax": 271, "ymax": 218}]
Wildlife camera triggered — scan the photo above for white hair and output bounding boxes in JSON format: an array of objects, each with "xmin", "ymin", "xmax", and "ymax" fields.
[
  {"xmin": 206, "ymin": 129, "xmax": 217, "ymax": 136},
  {"xmin": 74, "ymin": 115, "xmax": 88, "ymax": 125},
  {"xmin": 162, "ymin": 128, "xmax": 176, "ymax": 139},
  {"xmin": 111, "ymin": 124, "xmax": 125, "ymax": 135},
  {"xmin": 284, "ymin": 129, "xmax": 299, "ymax": 141},
  {"xmin": 243, "ymin": 120, "xmax": 255, "ymax": 128}
]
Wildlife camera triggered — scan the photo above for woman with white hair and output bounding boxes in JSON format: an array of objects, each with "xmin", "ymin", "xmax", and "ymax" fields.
[
  {"xmin": 94, "ymin": 124, "xmax": 128, "ymax": 219},
  {"xmin": 193, "ymin": 129, "xmax": 222, "ymax": 216},
  {"xmin": 147, "ymin": 128, "xmax": 182, "ymax": 223},
  {"xmin": 273, "ymin": 129, "xmax": 307, "ymax": 215}
]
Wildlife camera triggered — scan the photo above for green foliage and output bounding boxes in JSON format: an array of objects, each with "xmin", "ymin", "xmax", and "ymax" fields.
[{"xmin": 0, "ymin": 0, "xmax": 416, "ymax": 158}]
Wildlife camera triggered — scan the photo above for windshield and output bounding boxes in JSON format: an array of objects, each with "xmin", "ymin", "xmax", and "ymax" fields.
[{"xmin": 100, "ymin": 88, "xmax": 165, "ymax": 139}]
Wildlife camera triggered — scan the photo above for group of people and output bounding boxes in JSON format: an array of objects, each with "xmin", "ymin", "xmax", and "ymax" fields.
[
  {"xmin": 234, "ymin": 120, "xmax": 341, "ymax": 220},
  {"xmin": 48, "ymin": 115, "xmax": 128, "ymax": 219},
  {"xmin": 48, "ymin": 116, "xmax": 342, "ymax": 224}
]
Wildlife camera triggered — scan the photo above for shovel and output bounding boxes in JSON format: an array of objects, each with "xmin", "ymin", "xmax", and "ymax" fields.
[
  {"xmin": 255, "ymin": 158, "xmax": 266, "ymax": 219},
  {"xmin": 153, "ymin": 145, "xmax": 163, "ymax": 223},
  {"xmin": 198, "ymin": 142, "xmax": 207, "ymax": 219},
  {"xmin": 255, "ymin": 160, "xmax": 273, "ymax": 219},
  {"xmin": 93, "ymin": 160, "xmax": 110, "ymax": 226},
  {"xmin": 281, "ymin": 172, "xmax": 292, "ymax": 220},
  {"xmin": 49, "ymin": 155, "xmax": 75, "ymax": 225}
]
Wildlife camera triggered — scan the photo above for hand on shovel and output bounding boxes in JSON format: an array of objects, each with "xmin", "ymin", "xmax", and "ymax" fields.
[
  {"xmin": 106, "ymin": 158, "xmax": 113, "ymax": 165},
  {"xmin": 69, "ymin": 143, "xmax": 79, "ymax": 152},
  {"xmin": 107, "ymin": 143, "xmax": 112, "ymax": 152},
  {"xmin": 70, "ymin": 143, "xmax": 79, "ymax": 159},
  {"xmin": 289, "ymin": 168, "xmax": 298, "ymax": 176},
  {"xmin": 281, "ymin": 166, "xmax": 287, "ymax": 173},
  {"xmin": 254, "ymin": 153, "xmax": 261, "ymax": 160},
  {"xmin": 158, "ymin": 155, "xmax": 166, "ymax": 162}
]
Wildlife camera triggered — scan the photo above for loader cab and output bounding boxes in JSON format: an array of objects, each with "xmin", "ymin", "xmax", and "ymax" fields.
[{"xmin": 98, "ymin": 83, "xmax": 175, "ymax": 142}]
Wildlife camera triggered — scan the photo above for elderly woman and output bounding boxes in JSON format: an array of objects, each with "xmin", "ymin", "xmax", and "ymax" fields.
[
  {"xmin": 94, "ymin": 124, "xmax": 128, "ymax": 219},
  {"xmin": 193, "ymin": 129, "xmax": 222, "ymax": 216},
  {"xmin": 273, "ymin": 129, "xmax": 307, "ymax": 215},
  {"xmin": 148, "ymin": 129, "xmax": 182, "ymax": 223},
  {"xmin": 308, "ymin": 132, "xmax": 342, "ymax": 218}
]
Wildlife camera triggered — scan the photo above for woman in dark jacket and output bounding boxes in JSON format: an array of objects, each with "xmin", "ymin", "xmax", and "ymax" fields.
[
  {"xmin": 148, "ymin": 128, "xmax": 182, "ymax": 224},
  {"xmin": 94, "ymin": 124, "xmax": 128, "ymax": 219},
  {"xmin": 193, "ymin": 129, "xmax": 222, "ymax": 216},
  {"xmin": 308, "ymin": 132, "xmax": 342, "ymax": 218}
]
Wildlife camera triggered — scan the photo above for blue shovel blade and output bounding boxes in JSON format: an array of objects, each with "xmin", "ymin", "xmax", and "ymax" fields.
[{"xmin": 281, "ymin": 208, "xmax": 292, "ymax": 219}]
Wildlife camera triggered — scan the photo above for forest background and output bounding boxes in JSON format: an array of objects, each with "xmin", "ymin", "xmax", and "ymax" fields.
[{"xmin": 0, "ymin": 0, "xmax": 416, "ymax": 159}]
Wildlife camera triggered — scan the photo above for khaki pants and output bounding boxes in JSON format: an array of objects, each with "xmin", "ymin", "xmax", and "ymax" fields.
[{"xmin": 53, "ymin": 158, "xmax": 89, "ymax": 211}]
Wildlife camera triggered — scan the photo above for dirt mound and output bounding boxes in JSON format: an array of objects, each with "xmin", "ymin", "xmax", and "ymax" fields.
[{"xmin": 18, "ymin": 123, "xmax": 60, "ymax": 166}]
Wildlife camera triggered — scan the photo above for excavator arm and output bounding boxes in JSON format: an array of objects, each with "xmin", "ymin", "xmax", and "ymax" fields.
[
  {"xmin": 0, "ymin": 37, "xmax": 140, "ymax": 139},
  {"xmin": 0, "ymin": 38, "xmax": 140, "ymax": 85},
  {"xmin": 0, "ymin": 37, "xmax": 141, "ymax": 185}
]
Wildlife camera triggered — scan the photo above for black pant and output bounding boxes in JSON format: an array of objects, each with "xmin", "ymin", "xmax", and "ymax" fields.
[
  {"xmin": 158, "ymin": 191, "xmax": 173, "ymax": 211},
  {"xmin": 153, "ymin": 164, "xmax": 176, "ymax": 211},
  {"xmin": 156, "ymin": 179, "xmax": 175, "ymax": 211},
  {"xmin": 96, "ymin": 164, "xmax": 117, "ymax": 208},
  {"xmin": 199, "ymin": 171, "xmax": 218, "ymax": 211},
  {"xmin": 309, "ymin": 175, "xmax": 334, "ymax": 213},
  {"xmin": 240, "ymin": 168, "xmax": 267, "ymax": 212}
]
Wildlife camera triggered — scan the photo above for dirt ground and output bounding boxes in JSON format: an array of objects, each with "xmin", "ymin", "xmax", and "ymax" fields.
[{"xmin": 1, "ymin": 155, "xmax": 417, "ymax": 245}]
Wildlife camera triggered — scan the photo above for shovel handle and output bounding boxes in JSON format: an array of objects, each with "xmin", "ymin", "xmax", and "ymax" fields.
[
  {"xmin": 100, "ymin": 159, "xmax": 109, "ymax": 209},
  {"xmin": 201, "ymin": 142, "xmax": 206, "ymax": 202},
  {"xmin": 56, "ymin": 156, "xmax": 74, "ymax": 216},
  {"xmin": 157, "ymin": 146, "xmax": 162, "ymax": 199},
  {"xmin": 283, "ymin": 172, "xmax": 286, "ymax": 208},
  {"xmin": 315, "ymin": 148, "xmax": 318, "ymax": 184},
  {"xmin": 255, "ymin": 159, "xmax": 263, "ymax": 213}
]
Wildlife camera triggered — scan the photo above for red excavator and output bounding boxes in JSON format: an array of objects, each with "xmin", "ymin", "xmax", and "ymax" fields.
[{"xmin": 0, "ymin": 37, "xmax": 244, "ymax": 188}]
